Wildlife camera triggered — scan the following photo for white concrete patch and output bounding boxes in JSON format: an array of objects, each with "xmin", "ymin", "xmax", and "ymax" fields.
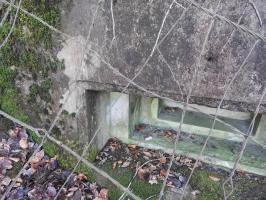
[
  {"xmin": 57, "ymin": 35, "xmax": 101, "ymax": 113},
  {"xmin": 110, "ymin": 92, "xmax": 129, "ymax": 140}
]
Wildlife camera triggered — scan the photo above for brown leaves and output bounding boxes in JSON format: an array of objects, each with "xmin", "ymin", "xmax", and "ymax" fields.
[
  {"xmin": 112, "ymin": 161, "xmax": 117, "ymax": 170},
  {"xmin": 76, "ymin": 173, "xmax": 87, "ymax": 181},
  {"xmin": 95, "ymin": 188, "xmax": 108, "ymax": 200},
  {"xmin": 0, "ymin": 157, "xmax": 13, "ymax": 173},
  {"xmin": 34, "ymin": 150, "xmax": 44, "ymax": 162},
  {"xmin": 137, "ymin": 168, "xmax": 150, "ymax": 181},
  {"xmin": 128, "ymin": 144, "xmax": 137, "ymax": 149},
  {"xmin": 160, "ymin": 169, "xmax": 167, "ymax": 177},
  {"xmin": 159, "ymin": 156, "xmax": 167, "ymax": 164}
]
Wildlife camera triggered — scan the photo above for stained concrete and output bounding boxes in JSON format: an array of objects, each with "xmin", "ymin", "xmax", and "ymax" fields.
[{"xmin": 58, "ymin": 0, "xmax": 266, "ymax": 113}]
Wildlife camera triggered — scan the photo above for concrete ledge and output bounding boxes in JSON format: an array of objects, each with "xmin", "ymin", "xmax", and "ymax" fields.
[{"xmin": 127, "ymin": 139, "xmax": 266, "ymax": 176}]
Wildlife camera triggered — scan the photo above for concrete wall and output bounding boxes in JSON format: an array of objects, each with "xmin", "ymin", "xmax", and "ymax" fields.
[{"xmin": 58, "ymin": 0, "xmax": 266, "ymax": 113}]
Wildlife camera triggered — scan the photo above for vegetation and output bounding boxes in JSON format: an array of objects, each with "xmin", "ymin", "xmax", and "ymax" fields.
[
  {"xmin": 100, "ymin": 162, "xmax": 162, "ymax": 200},
  {"xmin": 0, "ymin": 0, "xmax": 62, "ymax": 121},
  {"xmin": 27, "ymin": 78, "xmax": 53, "ymax": 103}
]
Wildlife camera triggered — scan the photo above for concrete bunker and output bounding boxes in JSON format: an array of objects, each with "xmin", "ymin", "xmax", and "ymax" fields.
[{"xmin": 85, "ymin": 89, "xmax": 266, "ymax": 176}]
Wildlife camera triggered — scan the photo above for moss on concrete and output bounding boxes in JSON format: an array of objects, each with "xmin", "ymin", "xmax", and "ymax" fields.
[{"xmin": 0, "ymin": 0, "xmax": 62, "ymax": 120}]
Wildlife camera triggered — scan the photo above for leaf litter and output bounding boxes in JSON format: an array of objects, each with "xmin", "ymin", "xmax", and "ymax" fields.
[{"xmin": 0, "ymin": 125, "xmax": 108, "ymax": 200}]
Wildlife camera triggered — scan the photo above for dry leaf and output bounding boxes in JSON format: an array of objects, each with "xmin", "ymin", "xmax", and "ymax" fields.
[
  {"xmin": 77, "ymin": 173, "xmax": 87, "ymax": 181},
  {"xmin": 68, "ymin": 187, "xmax": 79, "ymax": 192},
  {"xmin": 143, "ymin": 151, "xmax": 152, "ymax": 157},
  {"xmin": 160, "ymin": 169, "xmax": 166, "ymax": 177},
  {"xmin": 137, "ymin": 168, "xmax": 150, "ymax": 181},
  {"xmin": 98, "ymin": 188, "xmax": 108, "ymax": 200},
  {"xmin": 112, "ymin": 162, "xmax": 117, "ymax": 170},
  {"xmin": 19, "ymin": 138, "xmax": 28, "ymax": 149},
  {"xmin": 30, "ymin": 158, "xmax": 39, "ymax": 169},
  {"xmin": 209, "ymin": 175, "xmax": 220, "ymax": 182},
  {"xmin": 121, "ymin": 161, "xmax": 130, "ymax": 168},
  {"xmin": 159, "ymin": 156, "xmax": 166, "ymax": 164},
  {"xmin": 34, "ymin": 150, "xmax": 44, "ymax": 162},
  {"xmin": 128, "ymin": 144, "xmax": 137, "ymax": 149},
  {"xmin": 1, "ymin": 176, "xmax": 11, "ymax": 186}
]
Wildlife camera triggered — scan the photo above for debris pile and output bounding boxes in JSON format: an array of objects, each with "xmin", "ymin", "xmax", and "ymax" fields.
[
  {"xmin": 96, "ymin": 138, "xmax": 202, "ymax": 190},
  {"xmin": 0, "ymin": 125, "xmax": 108, "ymax": 200}
]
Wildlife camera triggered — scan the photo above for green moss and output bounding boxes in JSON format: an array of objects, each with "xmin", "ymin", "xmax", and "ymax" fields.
[
  {"xmin": 189, "ymin": 169, "xmax": 224, "ymax": 200},
  {"xmin": 27, "ymin": 78, "xmax": 53, "ymax": 103},
  {"xmin": 0, "ymin": 66, "xmax": 29, "ymax": 122},
  {"xmin": 0, "ymin": 0, "xmax": 62, "ymax": 119},
  {"xmin": 100, "ymin": 162, "xmax": 162, "ymax": 200}
]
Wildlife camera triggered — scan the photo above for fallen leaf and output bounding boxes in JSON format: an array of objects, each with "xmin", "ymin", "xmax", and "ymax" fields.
[
  {"xmin": 137, "ymin": 168, "xmax": 150, "ymax": 181},
  {"xmin": 19, "ymin": 138, "xmax": 28, "ymax": 149},
  {"xmin": 117, "ymin": 160, "xmax": 123, "ymax": 165},
  {"xmin": 160, "ymin": 169, "xmax": 166, "ymax": 177},
  {"xmin": 128, "ymin": 144, "xmax": 137, "ymax": 149},
  {"xmin": 209, "ymin": 175, "xmax": 220, "ymax": 182},
  {"xmin": 159, "ymin": 156, "xmax": 167, "ymax": 164},
  {"xmin": 77, "ymin": 173, "xmax": 87, "ymax": 181},
  {"xmin": 0, "ymin": 158, "xmax": 13, "ymax": 170},
  {"xmin": 68, "ymin": 187, "xmax": 79, "ymax": 192},
  {"xmin": 33, "ymin": 150, "xmax": 44, "ymax": 163},
  {"xmin": 98, "ymin": 188, "xmax": 108, "ymax": 200},
  {"xmin": 121, "ymin": 161, "xmax": 130, "ymax": 168},
  {"xmin": 30, "ymin": 158, "xmax": 39, "ymax": 169},
  {"xmin": 112, "ymin": 162, "xmax": 117, "ymax": 170},
  {"xmin": 1, "ymin": 176, "xmax": 11, "ymax": 186},
  {"xmin": 143, "ymin": 151, "xmax": 152, "ymax": 157},
  {"xmin": 22, "ymin": 167, "xmax": 36, "ymax": 176}
]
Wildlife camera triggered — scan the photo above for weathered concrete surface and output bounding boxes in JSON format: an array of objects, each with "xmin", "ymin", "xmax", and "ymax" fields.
[{"xmin": 58, "ymin": 0, "xmax": 266, "ymax": 112}]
